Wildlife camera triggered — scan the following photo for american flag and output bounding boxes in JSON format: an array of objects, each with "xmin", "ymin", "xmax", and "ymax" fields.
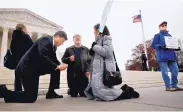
[{"xmin": 132, "ymin": 14, "xmax": 142, "ymax": 23}]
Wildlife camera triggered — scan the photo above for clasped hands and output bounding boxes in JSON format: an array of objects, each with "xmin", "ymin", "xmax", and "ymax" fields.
[
  {"xmin": 89, "ymin": 42, "xmax": 97, "ymax": 55},
  {"xmin": 56, "ymin": 64, "xmax": 68, "ymax": 71}
]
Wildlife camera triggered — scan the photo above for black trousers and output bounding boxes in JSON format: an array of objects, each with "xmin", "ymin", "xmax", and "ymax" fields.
[
  {"xmin": 14, "ymin": 71, "xmax": 22, "ymax": 91},
  {"xmin": 4, "ymin": 70, "xmax": 39, "ymax": 103},
  {"xmin": 48, "ymin": 70, "xmax": 60, "ymax": 91},
  {"xmin": 69, "ymin": 70, "xmax": 88, "ymax": 97},
  {"xmin": 142, "ymin": 63, "xmax": 148, "ymax": 71},
  {"xmin": 14, "ymin": 70, "xmax": 60, "ymax": 92}
]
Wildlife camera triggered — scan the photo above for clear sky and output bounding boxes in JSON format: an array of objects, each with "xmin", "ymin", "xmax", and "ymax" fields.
[{"xmin": 0, "ymin": 0, "xmax": 183, "ymax": 70}]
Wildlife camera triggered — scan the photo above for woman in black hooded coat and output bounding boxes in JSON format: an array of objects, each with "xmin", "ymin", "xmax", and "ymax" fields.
[{"xmin": 10, "ymin": 24, "xmax": 33, "ymax": 91}]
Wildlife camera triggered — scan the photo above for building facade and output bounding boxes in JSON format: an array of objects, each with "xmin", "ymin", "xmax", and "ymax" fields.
[{"xmin": 0, "ymin": 8, "xmax": 63, "ymax": 66}]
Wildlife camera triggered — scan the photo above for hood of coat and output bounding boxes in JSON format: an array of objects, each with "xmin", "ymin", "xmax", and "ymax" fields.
[
  {"xmin": 95, "ymin": 35, "xmax": 105, "ymax": 42},
  {"xmin": 12, "ymin": 29, "xmax": 25, "ymax": 38}
]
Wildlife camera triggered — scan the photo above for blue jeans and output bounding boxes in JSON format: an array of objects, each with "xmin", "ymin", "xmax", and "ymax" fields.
[{"xmin": 159, "ymin": 61, "xmax": 179, "ymax": 88}]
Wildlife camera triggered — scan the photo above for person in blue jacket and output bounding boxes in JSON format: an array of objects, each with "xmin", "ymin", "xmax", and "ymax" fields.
[{"xmin": 151, "ymin": 21, "xmax": 183, "ymax": 91}]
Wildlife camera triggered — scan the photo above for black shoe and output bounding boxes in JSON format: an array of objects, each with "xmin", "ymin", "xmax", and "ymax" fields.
[
  {"xmin": 119, "ymin": 91, "xmax": 131, "ymax": 99},
  {"xmin": 121, "ymin": 84, "xmax": 139, "ymax": 98},
  {"xmin": 0, "ymin": 85, "xmax": 7, "ymax": 98},
  {"xmin": 71, "ymin": 95, "xmax": 78, "ymax": 97},
  {"xmin": 121, "ymin": 84, "xmax": 128, "ymax": 91},
  {"xmin": 79, "ymin": 93, "xmax": 86, "ymax": 97},
  {"xmin": 174, "ymin": 87, "xmax": 183, "ymax": 91},
  {"xmin": 67, "ymin": 89, "xmax": 70, "ymax": 95},
  {"xmin": 121, "ymin": 84, "xmax": 134, "ymax": 92},
  {"xmin": 131, "ymin": 91, "xmax": 140, "ymax": 98},
  {"xmin": 46, "ymin": 91, "xmax": 63, "ymax": 99},
  {"xmin": 70, "ymin": 91, "xmax": 78, "ymax": 97}
]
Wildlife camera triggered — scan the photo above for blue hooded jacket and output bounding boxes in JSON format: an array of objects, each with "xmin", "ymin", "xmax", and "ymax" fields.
[{"xmin": 151, "ymin": 31, "xmax": 176, "ymax": 62}]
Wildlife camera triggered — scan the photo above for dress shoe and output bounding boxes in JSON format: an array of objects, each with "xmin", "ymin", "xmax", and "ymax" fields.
[
  {"xmin": 79, "ymin": 93, "xmax": 86, "ymax": 97},
  {"xmin": 119, "ymin": 91, "xmax": 131, "ymax": 99},
  {"xmin": 67, "ymin": 89, "xmax": 70, "ymax": 95},
  {"xmin": 46, "ymin": 90, "xmax": 63, "ymax": 99},
  {"xmin": 121, "ymin": 84, "xmax": 128, "ymax": 91},
  {"xmin": 0, "ymin": 85, "xmax": 7, "ymax": 98},
  {"xmin": 121, "ymin": 84, "xmax": 134, "ymax": 92},
  {"xmin": 121, "ymin": 84, "xmax": 140, "ymax": 98},
  {"xmin": 131, "ymin": 91, "xmax": 140, "ymax": 98},
  {"xmin": 165, "ymin": 88, "xmax": 177, "ymax": 91},
  {"xmin": 174, "ymin": 87, "xmax": 183, "ymax": 91}
]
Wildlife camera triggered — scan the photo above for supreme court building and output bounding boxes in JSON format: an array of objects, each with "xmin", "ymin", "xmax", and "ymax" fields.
[{"xmin": 0, "ymin": 8, "xmax": 63, "ymax": 66}]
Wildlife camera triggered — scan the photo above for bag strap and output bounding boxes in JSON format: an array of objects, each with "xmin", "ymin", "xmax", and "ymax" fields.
[
  {"xmin": 102, "ymin": 38, "xmax": 107, "ymax": 70},
  {"xmin": 113, "ymin": 51, "xmax": 120, "ymax": 71},
  {"xmin": 102, "ymin": 37, "xmax": 120, "ymax": 72}
]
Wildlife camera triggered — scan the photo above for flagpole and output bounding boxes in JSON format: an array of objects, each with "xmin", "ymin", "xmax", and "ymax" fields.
[{"xmin": 139, "ymin": 10, "xmax": 149, "ymax": 70}]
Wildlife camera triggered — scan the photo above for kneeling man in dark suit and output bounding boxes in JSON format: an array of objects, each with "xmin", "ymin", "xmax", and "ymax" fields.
[{"xmin": 0, "ymin": 31, "xmax": 68, "ymax": 103}]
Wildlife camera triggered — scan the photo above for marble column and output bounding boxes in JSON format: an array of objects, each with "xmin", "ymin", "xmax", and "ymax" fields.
[
  {"xmin": 0, "ymin": 27, "xmax": 9, "ymax": 66},
  {"xmin": 28, "ymin": 32, "xmax": 32, "ymax": 38},
  {"xmin": 37, "ymin": 33, "xmax": 43, "ymax": 39}
]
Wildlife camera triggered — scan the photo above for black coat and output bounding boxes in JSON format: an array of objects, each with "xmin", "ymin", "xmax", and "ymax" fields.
[
  {"xmin": 62, "ymin": 45, "xmax": 91, "ymax": 88},
  {"xmin": 16, "ymin": 36, "xmax": 60, "ymax": 76},
  {"xmin": 141, "ymin": 53, "xmax": 147, "ymax": 64},
  {"xmin": 62, "ymin": 45, "xmax": 91, "ymax": 73},
  {"xmin": 10, "ymin": 30, "xmax": 33, "ymax": 66}
]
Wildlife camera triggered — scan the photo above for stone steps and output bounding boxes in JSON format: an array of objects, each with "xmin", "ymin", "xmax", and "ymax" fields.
[
  {"xmin": 0, "ymin": 67, "xmax": 183, "ymax": 95},
  {"xmin": 0, "ymin": 67, "xmax": 68, "ymax": 94}
]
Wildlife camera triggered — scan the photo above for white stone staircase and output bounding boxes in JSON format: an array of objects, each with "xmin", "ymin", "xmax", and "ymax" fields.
[
  {"xmin": 0, "ymin": 67, "xmax": 183, "ymax": 95},
  {"xmin": 0, "ymin": 67, "xmax": 68, "ymax": 95}
]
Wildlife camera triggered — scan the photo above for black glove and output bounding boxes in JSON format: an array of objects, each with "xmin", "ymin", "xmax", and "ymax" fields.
[
  {"xmin": 160, "ymin": 45, "xmax": 168, "ymax": 50},
  {"xmin": 89, "ymin": 48, "xmax": 95, "ymax": 56},
  {"xmin": 175, "ymin": 47, "xmax": 181, "ymax": 51},
  {"xmin": 160, "ymin": 45, "xmax": 166, "ymax": 49},
  {"xmin": 91, "ymin": 42, "xmax": 97, "ymax": 48}
]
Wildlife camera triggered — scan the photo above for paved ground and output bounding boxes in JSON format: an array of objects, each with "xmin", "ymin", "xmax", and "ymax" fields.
[
  {"xmin": 0, "ymin": 86, "xmax": 183, "ymax": 111},
  {"xmin": 0, "ymin": 68, "xmax": 183, "ymax": 111}
]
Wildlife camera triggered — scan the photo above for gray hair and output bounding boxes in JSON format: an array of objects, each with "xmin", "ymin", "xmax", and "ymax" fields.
[{"xmin": 73, "ymin": 34, "xmax": 81, "ymax": 38}]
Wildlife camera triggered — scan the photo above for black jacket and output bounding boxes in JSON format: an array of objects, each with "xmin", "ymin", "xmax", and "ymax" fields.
[
  {"xmin": 10, "ymin": 30, "xmax": 33, "ymax": 66},
  {"xmin": 141, "ymin": 53, "xmax": 147, "ymax": 64},
  {"xmin": 62, "ymin": 45, "xmax": 91, "ymax": 88},
  {"xmin": 16, "ymin": 36, "xmax": 60, "ymax": 76},
  {"xmin": 62, "ymin": 45, "xmax": 91, "ymax": 73}
]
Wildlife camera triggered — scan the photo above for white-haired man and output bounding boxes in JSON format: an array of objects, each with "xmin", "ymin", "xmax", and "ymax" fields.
[{"xmin": 62, "ymin": 34, "xmax": 91, "ymax": 97}]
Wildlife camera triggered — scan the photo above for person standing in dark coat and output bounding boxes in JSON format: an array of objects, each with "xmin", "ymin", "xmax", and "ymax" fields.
[
  {"xmin": 141, "ymin": 51, "xmax": 148, "ymax": 71},
  {"xmin": 10, "ymin": 24, "xmax": 33, "ymax": 92},
  {"xmin": 0, "ymin": 31, "xmax": 68, "ymax": 103},
  {"xmin": 62, "ymin": 34, "xmax": 91, "ymax": 97}
]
